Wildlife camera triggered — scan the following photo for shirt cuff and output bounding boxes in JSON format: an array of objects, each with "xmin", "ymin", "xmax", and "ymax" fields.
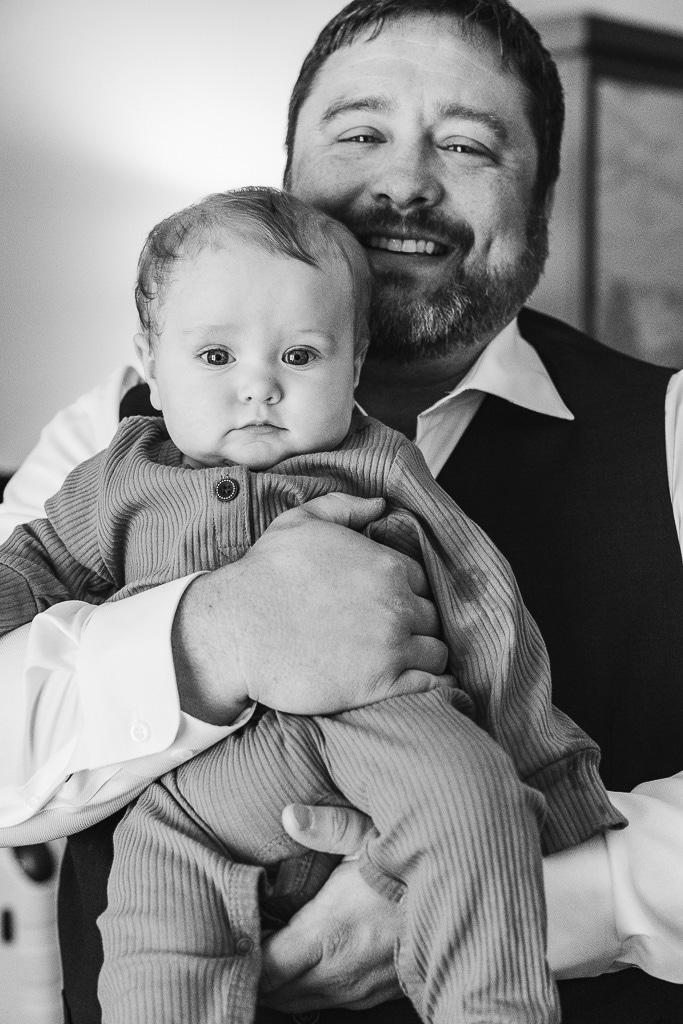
[
  {"xmin": 544, "ymin": 832, "xmax": 621, "ymax": 978},
  {"xmin": 70, "ymin": 574, "xmax": 202, "ymax": 769},
  {"xmin": 606, "ymin": 779, "xmax": 683, "ymax": 981}
]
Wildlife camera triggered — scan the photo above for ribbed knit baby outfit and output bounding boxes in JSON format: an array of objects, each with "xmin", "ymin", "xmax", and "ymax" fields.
[{"xmin": 0, "ymin": 414, "xmax": 625, "ymax": 1024}]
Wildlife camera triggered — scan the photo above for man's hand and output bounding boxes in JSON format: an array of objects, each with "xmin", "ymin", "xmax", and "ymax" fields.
[
  {"xmin": 260, "ymin": 804, "xmax": 403, "ymax": 1013},
  {"xmin": 172, "ymin": 493, "xmax": 447, "ymax": 724}
]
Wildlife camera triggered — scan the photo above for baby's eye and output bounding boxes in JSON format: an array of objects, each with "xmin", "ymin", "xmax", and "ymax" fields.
[
  {"xmin": 201, "ymin": 348, "xmax": 233, "ymax": 366},
  {"xmin": 282, "ymin": 348, "xmax": 315, "ymax": 367}
]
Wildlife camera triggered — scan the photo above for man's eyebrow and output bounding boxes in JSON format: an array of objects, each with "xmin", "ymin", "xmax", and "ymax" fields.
[
  {"xmin": 436, "ymin": 102, "xmax": 509, "ymax": 143},
  {"xmin": 321, "ymin": 96, "xmax": 394, "ymax": 124},
  {"xmin": 321, "ymin": 97, "xmax": 509, "ymax": 142}
]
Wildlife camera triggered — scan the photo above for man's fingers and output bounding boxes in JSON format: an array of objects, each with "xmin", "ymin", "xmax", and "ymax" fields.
[
  {"xmin": 260, "ymin": 918, "xmax": 321, "ymax": 996},
  {"xmin": 261, "ymin": 964, "xmax": 399, "ymax": 1014},
  {"xmin": 405, "ymin": 633, "xmax": 449, "ymax": 675},
  {"xmin": 400, "ymin": 551, "xmax": 432, "ymax": 599},
  {"xmin": 284, "ymin": 493, "xmax": 386, "ymax": 530},
  {"xmin": 409, "ymin": 591, "xmax": 442, "ymax": 638},
  {"xmin": 260, "ymin": 860, "xmax": 403, "ymax": 1012},
  {"xmin": 281, "ymin": 803, "xmax": 373, "ymax": 855}
]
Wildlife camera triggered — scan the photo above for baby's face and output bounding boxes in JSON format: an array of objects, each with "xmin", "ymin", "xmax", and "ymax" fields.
[{"xmin": 137, "ymin": 241, "xmax": 361, "ymax": 470}]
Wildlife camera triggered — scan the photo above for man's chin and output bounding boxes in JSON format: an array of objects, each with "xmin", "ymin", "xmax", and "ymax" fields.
[
  {"xmin": 371, "ymin": 264, "xmax": 455, "ymax": 301},
  {"xmin": 368, "ymin": 250, "xmax": 548, "ymax": 363},
  {"xmin": 365, "ymin": 248, "xmax": 456, "ymax": 287},
  {"xmin": 368, "ymin": 293, "xmax": 482, "ymax": 364}
]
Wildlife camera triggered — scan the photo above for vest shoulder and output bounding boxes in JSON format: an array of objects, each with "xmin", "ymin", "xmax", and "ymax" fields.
[
  {"xmin": 119, "ymin": 382, "xmax": 162, "ymax": 420},
  {"xmin": 518, "ymin": 307, "xmax": 678, "ymax": 385}
]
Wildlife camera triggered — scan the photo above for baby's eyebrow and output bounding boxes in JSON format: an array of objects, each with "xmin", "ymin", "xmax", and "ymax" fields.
[
  {"xmin": 321, "ymin": 95, "xmax": 394, "ymax": 124},
  {"xmin": 182, "ymin": 324, "xmax": 233, "ymax": 338},
  {"xmin": 284, "ymin": 330, "xmax": 339, "ymax": 352}
]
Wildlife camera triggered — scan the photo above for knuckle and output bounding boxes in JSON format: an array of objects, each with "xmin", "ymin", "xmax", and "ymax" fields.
[
  {"xmin": 337, "ymin": 809, "xmax": 367, "ymax": 849},
  {"xmin": 320, "ymin": 923, "xmax": 354, "ymax": 971},
  {"xmin": 330, "ymin": 807, "xmax": 357, "ymax": 846}
]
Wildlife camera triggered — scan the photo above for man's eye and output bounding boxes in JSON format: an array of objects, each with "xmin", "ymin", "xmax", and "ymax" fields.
[
  {"xmin": 202, "ymin": 349, "xmax": 233, "ymax": 366},
  {"xmin": 338, "ymin": 128, "xmax": 382, "ymax": 144},
  {"xmin": 282, "ymin": 348, "xmax": 314, "ymax": 366},
  {"xmin": 442, "ymin": 139, "xmax": 491, "ymax": 158}
]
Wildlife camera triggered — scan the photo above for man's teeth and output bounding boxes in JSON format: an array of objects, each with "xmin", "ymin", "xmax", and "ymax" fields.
[{"xmin": 368, "ymin": 236, "xmax": 445, "ymax": 255}]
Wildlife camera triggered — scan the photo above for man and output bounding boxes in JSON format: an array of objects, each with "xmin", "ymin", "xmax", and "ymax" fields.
[{"xmin": 0, "ymin": 1, "xmax": 681, "ymax": 1023}]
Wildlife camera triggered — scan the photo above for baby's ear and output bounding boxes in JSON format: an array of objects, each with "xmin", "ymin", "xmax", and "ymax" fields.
[
  {"xmin": 353, "ymin": 351, "xmax": 364, "ymax": 388},
  {"xmin": 133, "ymin": 332, "xmax": 163, "ymax": 411}
]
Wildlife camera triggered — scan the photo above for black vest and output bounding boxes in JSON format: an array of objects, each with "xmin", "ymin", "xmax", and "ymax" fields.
[{"xmin": 60, "ymin": 310, "xmax": 683, "ymax": 1023}]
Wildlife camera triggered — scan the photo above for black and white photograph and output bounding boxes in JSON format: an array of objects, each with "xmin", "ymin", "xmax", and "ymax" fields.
[{"xmin": 1, "ymin": 2, "xmax": 683, "ymax": 1023}]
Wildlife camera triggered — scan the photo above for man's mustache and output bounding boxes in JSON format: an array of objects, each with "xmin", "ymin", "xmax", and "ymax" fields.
[{"xmin": 339, "ymin": 208, "xmax": 476, "ymax": 257}]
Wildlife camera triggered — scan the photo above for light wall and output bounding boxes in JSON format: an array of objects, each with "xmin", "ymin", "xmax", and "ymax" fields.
[
  {"xmin": 2, "ymin": 0, "xmax": 683, "ymax": 472},
  {"xmin": 0, "ymin": 0, "xmax": 342, "ymax": 472}
]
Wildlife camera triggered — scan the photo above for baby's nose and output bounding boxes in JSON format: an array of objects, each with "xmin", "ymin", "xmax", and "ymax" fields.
[{"xmin": 239, "ymin": 374, "xmax": 282, "ymax": 405}]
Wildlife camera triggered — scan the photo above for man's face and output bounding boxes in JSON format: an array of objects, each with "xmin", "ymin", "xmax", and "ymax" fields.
[
  {"xmin": 288, "ymin": 14, "xmax": 549, "ymax": 362},
  {"xmin": 136, "ymin": 242, "xmax": 360, "ymax": 470}
]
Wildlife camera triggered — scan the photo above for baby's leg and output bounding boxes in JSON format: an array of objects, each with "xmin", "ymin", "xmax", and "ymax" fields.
[
  {"xmin": 98, "ymin": 711, "xmax": 342, "ymax": 1024},
  {"xmin": 313, "ymin": 686, "xmax": 559, "ymax": 1024},
  {"xmin": 97, "ymin": 774, "xmax": 265, "ymax": 1024},
  {"xmin": 99, "ymin": 693, "xmax": 556, "ymax": 1024}
]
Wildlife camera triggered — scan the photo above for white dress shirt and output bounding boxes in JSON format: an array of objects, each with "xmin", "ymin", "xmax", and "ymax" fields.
[{"xmin": 0, "ymin": 319, "xmax": 681, "ymax": 982}]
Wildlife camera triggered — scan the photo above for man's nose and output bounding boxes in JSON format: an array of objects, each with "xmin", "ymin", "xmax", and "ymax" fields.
[
  {"xmin": 237, "ymin": 369, "xmax": 282, "ymax": 405},
  {"xmin": 371, "ymin": 139, "xmax": 444, "ymax": 211}
]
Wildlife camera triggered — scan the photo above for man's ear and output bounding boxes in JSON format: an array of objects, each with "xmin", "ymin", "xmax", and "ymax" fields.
[{"xmin": 133, "ymin": 332, "xmax": 163, "ymax": 410}]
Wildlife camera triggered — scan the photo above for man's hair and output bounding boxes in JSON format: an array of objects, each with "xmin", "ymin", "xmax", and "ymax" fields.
[
  {"xmin": 136, "ymin": 186, "xmax": 372, "ymax": 358},
  {"xmin": 284, "ymin": 0, "xmax": 564, "ymax": 205}
]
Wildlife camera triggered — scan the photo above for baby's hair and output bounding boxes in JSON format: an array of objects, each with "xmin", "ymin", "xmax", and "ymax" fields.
[{"xmin": 136, "ymin": 187, "xmax": 371, "ymax": 360}]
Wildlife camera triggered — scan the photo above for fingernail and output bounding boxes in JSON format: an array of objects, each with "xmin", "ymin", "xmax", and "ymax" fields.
[{"xmin": 290, "ymin": 803, "xmax": 313, "ymax": 831}]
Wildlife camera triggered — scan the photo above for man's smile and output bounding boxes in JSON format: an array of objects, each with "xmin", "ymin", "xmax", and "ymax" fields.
[{"xmin": 365, "ymin": 236, "xmax": 448, "ymax": 256}]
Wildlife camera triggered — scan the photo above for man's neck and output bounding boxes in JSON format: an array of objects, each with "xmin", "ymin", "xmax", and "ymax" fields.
[{"xmin": 356, "ymin": 344, "xmax": 487, "ymax": 438}]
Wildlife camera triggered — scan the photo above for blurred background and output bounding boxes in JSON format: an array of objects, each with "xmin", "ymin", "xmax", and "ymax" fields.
[{"xmin": 2, "ymin": 0, "xmax": 683, "ymax": 474}]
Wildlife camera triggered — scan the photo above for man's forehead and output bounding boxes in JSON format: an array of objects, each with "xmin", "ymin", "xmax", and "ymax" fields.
[
  {"xmin": 305, "ymin": 14, "xmax": 518, "ymax": 103},
  {"xmin": 300, "ymin": 14, "xmax": 526, "ymax": 124}
]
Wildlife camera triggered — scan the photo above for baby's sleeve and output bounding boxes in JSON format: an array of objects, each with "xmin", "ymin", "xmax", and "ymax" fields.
[
  {"xmin": 0, "ymin": 449, "xmax": 116, "ymax": 635},
  {"xmin": 380, "ymin": 438, "xmax": 625, "ymax": 852}
]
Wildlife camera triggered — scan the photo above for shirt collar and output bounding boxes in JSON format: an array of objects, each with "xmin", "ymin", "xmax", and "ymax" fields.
[{"xmin": 420, "ymin": 317, "xmax": 574, "ymax": 421}]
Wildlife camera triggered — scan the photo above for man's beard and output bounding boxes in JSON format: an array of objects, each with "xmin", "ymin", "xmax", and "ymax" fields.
[{"xmin": 351, "ymin": 205, "xmax": 549, "ymax": 364}]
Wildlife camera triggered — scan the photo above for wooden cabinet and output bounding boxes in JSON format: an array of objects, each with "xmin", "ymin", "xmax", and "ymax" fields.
[{"xmin": 530, "ymin": 15, "xmax": 683, "ymax": 366}]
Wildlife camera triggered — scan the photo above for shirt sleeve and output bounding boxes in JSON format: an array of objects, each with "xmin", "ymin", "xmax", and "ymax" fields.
[
  {"xmin": 0, "ymin": 368, "xmax": 245, "ymax": 844},
  {"xmin": 544, "ymin": 368, "xmax": 683, "ymax": 981},
  {"xmin": 545, "ymin": 776, "xmax": 683, "ymax": 983},
  {"xmin": 0, "ymin": 576, "xmax": 248, "ymax": 844}
]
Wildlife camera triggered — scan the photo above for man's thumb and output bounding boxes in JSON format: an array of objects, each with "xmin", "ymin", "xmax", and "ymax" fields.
[{"xmin": 281, "ymin": 803, "xmax": 373, "ymax": 856}]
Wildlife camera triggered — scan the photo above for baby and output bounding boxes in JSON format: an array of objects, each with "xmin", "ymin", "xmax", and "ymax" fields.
[{"xmin": 0, "ymin": 188, "xmax": 624, "ymax": 1024}]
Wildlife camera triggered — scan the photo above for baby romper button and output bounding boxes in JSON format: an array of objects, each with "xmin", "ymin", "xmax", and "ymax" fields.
[
  {"xmin": 215, "ymin": 477, "xmax": 240, "ymax": 502},
  {"xmin": 130, "ymin": 720, "xmax": 151, "ymax": 743},
  {"xmin": 235, "ymin": 935, "xmax": 253, "ymax": 955},
  {"xmin": 292, "ymin": 1013, "xmax": 320, "ymax": 1024}
]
